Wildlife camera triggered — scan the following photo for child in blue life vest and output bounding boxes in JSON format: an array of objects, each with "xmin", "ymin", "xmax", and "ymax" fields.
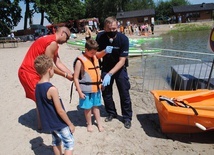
[
  {"xmin": 34, "ymin": 54, "xmax": 75, "ymax": 155},
  {"xmin": 73, "ymin": 39, "xmax": 113, "ymax": 132}
]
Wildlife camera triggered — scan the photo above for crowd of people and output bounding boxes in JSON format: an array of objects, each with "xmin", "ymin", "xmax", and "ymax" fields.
[{"xmin": 118, "ymin": 22, "xmax": 155, "ymax": 36}]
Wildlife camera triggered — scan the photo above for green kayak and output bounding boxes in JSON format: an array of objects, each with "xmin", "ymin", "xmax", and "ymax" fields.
[
  {"xmin": 67, "ymin": 40, "xmax": 161, "ymax": 56},
  {"xmin": 129, "ymin": 49, "xmax": 161, "ymax": 56},
  {"xmin": 129, "ymin": 37, "xmax": 162, "ymax": 44}
]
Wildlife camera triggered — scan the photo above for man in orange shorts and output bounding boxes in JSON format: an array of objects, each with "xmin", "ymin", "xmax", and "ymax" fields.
[{"xmin": 18, "ymin": 26, "xmax": 73, "ymax": 130}]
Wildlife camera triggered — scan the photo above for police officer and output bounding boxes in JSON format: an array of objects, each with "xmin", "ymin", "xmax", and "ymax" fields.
[{"xmin": 96, "ymin": 16, "xmax": 132, "ymax": 129}]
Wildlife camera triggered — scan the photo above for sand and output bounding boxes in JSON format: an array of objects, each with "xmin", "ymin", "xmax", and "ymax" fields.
[{"xmin": 0, "ymin": 26, "xmax": 214, "ymax": 155}]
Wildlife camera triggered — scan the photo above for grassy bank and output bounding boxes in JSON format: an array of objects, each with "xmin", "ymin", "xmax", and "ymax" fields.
[{"xmin": 169, "ymin": 22, "xmax": 213, "ymax": 33}]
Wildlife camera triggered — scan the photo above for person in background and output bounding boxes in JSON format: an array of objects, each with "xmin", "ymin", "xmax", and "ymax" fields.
[
  {"xmin": 18, "ymin": 26, "xmax": 73, "ymax": 130},
  {"xmin": 84, "ymin": 25, "xmax": 92, "ymax": 40},
  {"xmin": 96, "ymin": 16, "xmax": 132, "ymax": 129},
  {"xmin": 11, "ymin": 32, "xmax": 15, "ymax": 39},
  {"xmin": 119, "ymin": 25, "xmax": 124, "ymax": 34},
  {"xmin": 151, "ymin": 23, "xmax": 154, "ymax": 35},
  {"xmin": 34, "ymin": 54, "xmax": 75, "ymax": 155},
  {"xmin": 73, "ymin": 38, "xmax": 113, "ymax": 132}
]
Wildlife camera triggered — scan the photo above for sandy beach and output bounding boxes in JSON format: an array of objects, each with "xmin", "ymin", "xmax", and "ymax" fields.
[{"xmin": 1, "ymin": 25, "xmax": 214, "ymax": 155}]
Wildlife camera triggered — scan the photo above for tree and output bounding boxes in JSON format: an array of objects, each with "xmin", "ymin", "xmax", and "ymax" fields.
[
  {"xmin": 85, "ymin": 0, "xmax": 156, "ymax": 28},
  {"xmin": 44, "ymin": 0, "xmax": 85, "ymax": 24},
  {"xmin": 19, "ymin": 0, "xmax": 37, "ymax": 29},
  {"xmin": 0, "ymin": 0, "xmax": 22, "ymax": 36},
  {"xmin": 85, "ymin": 0, "xmax": 131, "ymax": 28},
  {"xmin": 155, "ymin": 0, "xmax": 190, "ymax": 22},
  {"xmin": 124, "ymin": 0, "xmax": 155, "ymax": 11},
  {"xmin": 34, "ymin": 0, "xmax": 52, "ymax": 25}
]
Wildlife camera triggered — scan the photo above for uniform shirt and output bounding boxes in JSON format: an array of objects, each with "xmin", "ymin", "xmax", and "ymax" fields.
[
  {"xmin": 96, "ymin": 31, "xmax": 129, "ymax": 72},
  {"xmin": 35, "ymin": 82, "xmax": 67, "ymax": 132}
]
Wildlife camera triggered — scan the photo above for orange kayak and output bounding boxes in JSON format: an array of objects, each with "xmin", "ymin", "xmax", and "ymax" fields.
[{"xmin": 151, "ymin": 89, "xmax": 214, "ymax": 133}]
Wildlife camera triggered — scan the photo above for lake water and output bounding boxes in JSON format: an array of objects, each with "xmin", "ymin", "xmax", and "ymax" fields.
[
  {"xmin": 142, "ymin": 30, "xmax": 212, "ymax": 53},
  {"xmin": 128, "ymin": 30, "xmax": 214, "ymax": 91}
]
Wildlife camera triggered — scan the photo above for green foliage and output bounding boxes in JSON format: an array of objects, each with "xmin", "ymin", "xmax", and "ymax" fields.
[
  {"xmin": 0, "ymin": 0, "xmax": 22, "ymax": 36},
  {"xmin": 155, "ymin": 0, "xmax": 190, "ymax": 20},
  {"xmin": 169, "ymin": 23, "xmax": 212, "ymax": 33},
  {"xmin": 170, "ymin": 0, "xmax": 190, "ymax": 6},
  {"xmin": 85, "ymin": 0, "xmax": 120, "ymax": 28},
  {"xmin": 85, "ymin": 0, "xmax": 156, "ymax": 28},
  {"xmin": 6, "ymin": 0, "xmax": 198, "ymax": 34},
  {"xmin": 44, "ymin": 0, "xmax": 85, "ymax": 24},
  {"xmin": 124, "ymin": 0, "xmax": 155, "ymax": 11}
]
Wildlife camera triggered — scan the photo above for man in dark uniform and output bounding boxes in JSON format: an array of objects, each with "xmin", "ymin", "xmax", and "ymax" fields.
[{"xmin": 96, "ymin": 16, "xmax": 132, "ymax": 129}]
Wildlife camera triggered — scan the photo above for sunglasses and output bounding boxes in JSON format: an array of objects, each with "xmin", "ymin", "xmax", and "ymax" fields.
[{"xmin": 63, "ymin": 31, "xmax": 70, "ymax": 40}]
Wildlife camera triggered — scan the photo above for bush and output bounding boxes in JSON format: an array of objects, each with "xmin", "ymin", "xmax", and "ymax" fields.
[{"xmin": 169, "ymin": 23, "xmax": 212, "ymax": 33}]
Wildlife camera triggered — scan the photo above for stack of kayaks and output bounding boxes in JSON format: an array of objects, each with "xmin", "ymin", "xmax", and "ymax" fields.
[
  {"xmin": 130, "ymin": 37, "xmax": 162, "ymax": 48},
  {"xmin": 67, "ymin": 37, "xmax": 162, "ymax": 56},
  {"xmin": 129, "ymin": 49, "xmax": 161, "ymax": 56},
  {"xmin": 67, "ymin": 39, "xmax": 85, "ymax": 47},
  {"xmin": 129, "ymin": 37, "xmax": 162, "ymax": 44},
  {"xmin": 151, "ymin": 89, "xmax": 214, "ymax": 133}
]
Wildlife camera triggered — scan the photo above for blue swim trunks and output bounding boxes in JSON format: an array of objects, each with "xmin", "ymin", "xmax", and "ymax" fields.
[{"xmin": 79, "ymin": 91, "xmax": 102, "ymax": 109}]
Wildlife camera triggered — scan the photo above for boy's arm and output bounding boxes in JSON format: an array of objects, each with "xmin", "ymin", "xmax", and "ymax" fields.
[
  {"xmin": 73, "ymin": 60, "xmax": 85, "ymax": 99},
  {"xmin": 49, "ymin": 86, "xmax": 75, "ymax": 133}
]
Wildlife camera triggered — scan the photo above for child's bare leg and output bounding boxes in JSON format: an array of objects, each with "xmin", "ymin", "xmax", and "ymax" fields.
[
  {"xmin": 53, "ymin": 145, "xmax": 62, "ymax": 155},
  {"xmin": 84, "ymin": 109, "xmax": 93, "ymax": 132},
  {"xmin": 64, "ymin": 150, "xmax": 73, "ymax": 155},
  {"xmin": 93, "ymin": 107, "xmax": 104, "ymax": 132}
]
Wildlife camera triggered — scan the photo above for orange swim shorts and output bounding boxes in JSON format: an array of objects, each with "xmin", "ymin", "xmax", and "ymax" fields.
[{"xmin": 18, "ymin": 68, "xmax": 40, "ymax": 102}]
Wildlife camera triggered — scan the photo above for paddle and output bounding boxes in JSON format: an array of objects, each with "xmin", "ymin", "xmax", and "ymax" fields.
[
  {"xmin": 69, "ymin": 82, "xmax": 74, "ymax": 103},
  {"xmin": 174, "ymin": 99, "xmax": 214, "ymax": 112},
  {"xmin": 190, "ymin": 106, "xmax": 214, "ymax": 111},
  {"xmin": 159, "ymin": 96, "xmax": 176, "ymax": 106},
  {"xmin": 160, "ymin": 95, "xmax": 214, "ymax": 114},
  {"xmin": 174, "ymin": 90, "xmax": 214, "ymax": 102},
  {"xmin": 159, "ymin": 96, "xmax": 198, "ymax": 115}
]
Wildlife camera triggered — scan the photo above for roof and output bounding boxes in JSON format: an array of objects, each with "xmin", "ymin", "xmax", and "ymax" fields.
[
  {"xmin": 173, "ymin": 3, "xmax": 214, "ymax": 13},
  {"xmin": 30, "ymin": 24, "xmax": 47, "ymax": 30},
  {"xmin": 116, "ymin": 9, "xmax": 155, "ymax": 19}
]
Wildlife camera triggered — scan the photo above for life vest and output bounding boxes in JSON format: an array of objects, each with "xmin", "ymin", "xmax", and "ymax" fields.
[{"xmin": 75, "ymin": 54, "xmax": 102, "ymax": 93}]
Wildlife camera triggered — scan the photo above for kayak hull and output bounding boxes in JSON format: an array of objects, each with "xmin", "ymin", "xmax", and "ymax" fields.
[{"xmin": 151, "ymin": 89, "xmax": 214, "ymax": 133}]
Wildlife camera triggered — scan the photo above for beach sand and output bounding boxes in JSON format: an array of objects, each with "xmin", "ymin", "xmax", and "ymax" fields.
[{"xmin": 1, "ymin": 25, "xmax": 214, "ymax": 155}]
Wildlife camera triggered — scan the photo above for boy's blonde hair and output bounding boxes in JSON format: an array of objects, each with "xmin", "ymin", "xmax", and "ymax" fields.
[{"xmin": 34, "ymin": 54, "xmax": 53, "ymax": 76}]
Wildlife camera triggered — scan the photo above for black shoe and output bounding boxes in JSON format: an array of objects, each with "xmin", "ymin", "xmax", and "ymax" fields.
[
  {"xmin": 124, "ymin": 120, "xmax": 131, "ymax": 129},
  {"xmin": 105, "ymin": 115, "xmax": 117, "ymax": 122}
]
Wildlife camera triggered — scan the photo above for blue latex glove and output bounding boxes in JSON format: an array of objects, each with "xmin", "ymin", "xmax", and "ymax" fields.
[
  {"xmin": 102, "ymin": 73, "xmax": 112, "ymax": 86},
  {"xmin": 105, "ymin": 46, "xmax": 113, "ymax": 54}
]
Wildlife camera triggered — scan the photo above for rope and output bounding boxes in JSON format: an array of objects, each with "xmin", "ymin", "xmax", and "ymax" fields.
[{"xmin": 69, "ymin": 82, "xmax": 74, "ymax": 103}]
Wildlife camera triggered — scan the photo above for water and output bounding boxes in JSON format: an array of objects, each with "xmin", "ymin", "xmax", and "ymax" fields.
[
  {"xmin": 142, "ymin": 30, "xmax": 212, "ymax": 53},
  {"xmin": 128, "ymin": 30, "xmax": 214, "ymax": 91}
]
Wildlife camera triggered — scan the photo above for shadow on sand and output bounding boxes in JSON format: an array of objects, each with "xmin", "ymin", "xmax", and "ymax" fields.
[
  {"xmin": 66, "ymin": 105, "xmax": 126, "ymax": 126},
  {"xmin": 30, "ymin": 137, "xmax": 53, "ymax": 155},
  {"xmin": 137, "ymin": 113, "xmax": 214, "ymax": 144},
  {"xmin": 18, "ymin": 105, "xmax": 109, "ymax": 129},
  {"xmin": 18, "ymin": 108, "xmax": 38, "ymax": 131}
]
